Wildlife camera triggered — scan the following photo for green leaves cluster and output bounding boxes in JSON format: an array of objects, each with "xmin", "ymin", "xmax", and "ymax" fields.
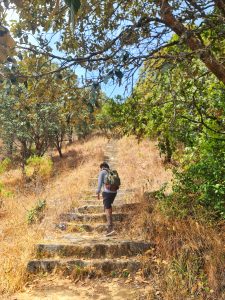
[
  {"xmin": 27, "ymin": 199, "xmax": 46, "ymax": 224},
  {"xmin": 1, "ymin": 0, "xmax": 225, "ymax": 87},
  {"xmin": 99, "ymin": 44, "xmax": 225, "ymax": 219},
  {"xmin": 0, "ymin": 158, "xmax": 11, "ymax": 174},
  {"xmin": 171, "ymin": 139, "xmax": 225, "ymax": 219},
  {"xmin": 0, "ymin": 54, "xmax": 100, "ymax": 162},
  {"xmin": 25, "ymin": 155, "xmax": 53, "ymax": 181}
]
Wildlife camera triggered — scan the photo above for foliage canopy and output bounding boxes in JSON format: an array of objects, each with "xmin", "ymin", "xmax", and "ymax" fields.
[{"xmin": 0, "ymin": 0, "xmax": 224, "ymax": 86}]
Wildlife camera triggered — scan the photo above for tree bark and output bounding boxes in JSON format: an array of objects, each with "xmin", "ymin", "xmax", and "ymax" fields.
[
  {"xmin": 55, "ymin": 134, "xmax": 64, "ymax": 158},
  {"xmin": 156, "ymin": 0, "xmax": 225, "ymax": 84},
  {"xmin": 165, "ymin": 137, "xmax": 172, "ymax": 163}
]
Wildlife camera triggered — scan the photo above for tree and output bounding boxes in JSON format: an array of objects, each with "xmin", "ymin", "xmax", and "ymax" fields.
[
  {"xmin": 95, "ymin": 98, "xmax": 124, "ymax": 138},
  {"xmin": 116, "ymin": 49, "xmax": 225, "ymax": 156},
  {"xmin": 104, "ymin": 45, "xmax": 225, "ymax": 218},
  {"xmin": 0, "ymin": 0, "xmax": 224, "ymax": 86},
  {"xmin": 0, "ymin": 54, "xmax": 100, "ymax": 162}
]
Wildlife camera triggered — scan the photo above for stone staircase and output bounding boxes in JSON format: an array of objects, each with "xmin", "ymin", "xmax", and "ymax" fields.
[{"xmin": 27, "ymin": 141, "xmax": 152, "ymax": 277}]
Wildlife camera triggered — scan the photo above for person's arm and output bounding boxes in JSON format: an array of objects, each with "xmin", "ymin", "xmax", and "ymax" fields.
[{"xmin": 96, "ymin": 170, "xmax": 104, "ymax": 199}]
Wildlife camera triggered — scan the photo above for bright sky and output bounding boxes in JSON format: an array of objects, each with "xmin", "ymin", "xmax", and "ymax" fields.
[{"xmin": 6, "ymin": 11, "xmax": 134, "ymax": 100}]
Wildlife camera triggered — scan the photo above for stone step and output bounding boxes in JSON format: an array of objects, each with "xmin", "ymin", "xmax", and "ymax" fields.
[
  {"xmin": 56, "ymin": 222, "xmax": 121, "ymax": 233},
  {"xmin": 35, "ymin": 239, "xmax": 152, "ymax": 259},
  {"xmin": 83, "ymin": 189, "xmax": 134, "ymax": 194},
  {"xmin": 73, "ymin": 203, "xmax": 139, "ymax": 214},
  {"xmin": 77, "ymin": 199, "xmax": 132, "ymax": 206},
  {"xmin": 81, "ymin": 189, "xmax": 134, "ymax": 199},
  {"xmin": 60, "ymin": 212, "xmax": 127, "ymax": 223},
  {"xmin": 27, "ymin": 257, "xmax": 141, "ymax": 274}
]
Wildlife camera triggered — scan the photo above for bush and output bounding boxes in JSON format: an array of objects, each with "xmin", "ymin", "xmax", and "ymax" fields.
[
  {"xmin": 0, "ymin": 182, "xmax": 13, "ymax": 198},
  {"xmin": 166, "ymin": 138, "xmax": 225, "ymax": 220},
  {"xmin": 0, "ymin": 158, "xmax": 11, "ymax": 174},
  {"xmin": 27, "ymin": 199, "xmax": 46, "ymax": 224},
  {"xmin": 25, "ymin": 155, "xmax": 53, "ymax": 181}
]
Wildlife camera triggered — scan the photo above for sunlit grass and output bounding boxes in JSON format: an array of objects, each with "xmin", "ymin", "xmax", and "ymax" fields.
[
  {"xmin": 0, "ymin": 136, "xmax": 107, "ymax": 295},
  {"xmin": 116, "ymin": 136, "xmax": 172, "ymax": 194}
]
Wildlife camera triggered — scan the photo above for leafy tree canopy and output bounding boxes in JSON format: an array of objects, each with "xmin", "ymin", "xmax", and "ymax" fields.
[
  {"xmin": 0, "ymin": 0, "xmax": 225, "ymax": 86},
  {"xmin": 0, "ymin": 53, "xmax": 101, "ymax": 161}
]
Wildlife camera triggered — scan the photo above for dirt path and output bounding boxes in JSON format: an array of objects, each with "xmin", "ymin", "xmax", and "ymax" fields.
[{"xmin": 12, "ymin": 276, "xmax": 154, "ymax": 300}]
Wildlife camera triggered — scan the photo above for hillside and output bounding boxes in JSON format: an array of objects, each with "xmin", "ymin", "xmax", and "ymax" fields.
[
  {"xmin": 0, "ymin": 136, "xmax": 223, "ymax": 300},
  {"xmin": 0, "ymin": 136, "xmax": 170, "ymax": 299},
  {"xmin": 0, "ymin": 1, "xmax": 225, "ymax": 299}
]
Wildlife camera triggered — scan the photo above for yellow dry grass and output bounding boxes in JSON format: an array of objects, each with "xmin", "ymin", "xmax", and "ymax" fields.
[
  {"xmin": 116, "ymin": 136, "xmax": 172, "ymax": 193},
  {"xmin": 108, "ymin": 136, "xmax": 225, "ymax": 300},
  {"xmin": 0, "ymin": 136, "xmax": 107, "ymax": 296},
  {"xmin": 115, "ymin": 136, "xmax": 225, "ymax": 300},
  {"xmin": 2, "ymin": 134, "xmax": 222, "ymax": 300}
]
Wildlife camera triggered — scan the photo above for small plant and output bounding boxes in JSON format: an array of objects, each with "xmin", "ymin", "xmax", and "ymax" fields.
[
  {"xmin": 111, "ymin": 270, "xmax": 117, "ymax": 277},
  {"xmin": 68, "ymin": 266, "xmax": 102, "ymax": 280},
  {"xmin": 25, "ymin": 155, "xmax": 53, "ymax": 181},
  {"xmin": 0, "ymin": 158, "xmax": 11, "ymax": 174},
  {"xmin": 0, "ymin": 182, "xmax": 13, "ymax": 198},
  {"xmin": 121, "ymin": 269, "xmax": 130, "ymax": 278},
  {"xmin": 27, "ymin": 199, "xmax": 46, "ymax": 224}
]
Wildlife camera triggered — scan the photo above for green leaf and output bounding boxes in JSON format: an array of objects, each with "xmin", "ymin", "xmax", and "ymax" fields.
[
  {"xmin": 72, "ymin": 0, "xmax": 81, "ymax": 13},
  {"xmin": 17, "ymin": 52, "xmax": 23, "ymax": 60},
  {"xmin": 87, "ymin": 103, "xmax": 94, "ymax": 113},
  {"xmin": 55, "ymin": 73, "xmax": 63, "ymax": 80},
  {"xmin": 23, "ymin": 34, "xmax": 28, "ymax": 44},
  {"xmin": 65, "ymin": 0, "xmax": 81, "ymax": 13},
  {"xmin": 115, "ymin": 70, "xmax": 123, "ymax": 79},
  {"xmin": 123, "ymin": 51, "xmax": 129, "ymax": 62}
]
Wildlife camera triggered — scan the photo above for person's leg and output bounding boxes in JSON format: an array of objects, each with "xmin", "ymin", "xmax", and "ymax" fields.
[
  {"xmin": 105, "ymin": 206, "xmax": 113, "ymax": 232},
  {"xmin": 104, "ymin": 193, "xmax": 116, "ymax": 233}
]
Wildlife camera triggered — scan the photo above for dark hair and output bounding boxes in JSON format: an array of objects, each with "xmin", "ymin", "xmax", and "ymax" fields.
[{"xmin": 100, "ymin": 162, "xmax": 109, "ymax": 169}]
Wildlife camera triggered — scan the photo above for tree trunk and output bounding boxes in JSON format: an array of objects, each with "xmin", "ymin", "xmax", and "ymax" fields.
[
  {"xmin": 6, "ymin": 139, "xmax": 13, "ymax": 157},
  {"xmin": 57, "ymin": 146, "xmax": 63, "ymax": 158},
  {"xmin": 55, "ymin": 134, "xmax": 63, "ymax": 158},
  {"xmin": 156, "ymin": 0, "xmax": 225, "ymax": 84},
  {"xmin": 20, "ymin": 140, "xmax": 29, "ymax": 169},
  {"xmin": 165, "ymin": 137, "xmax": 172, "ymax": 163},
  {"xmin": 68, "ymin": 128, "xmax": 73, "ymax": 144}
]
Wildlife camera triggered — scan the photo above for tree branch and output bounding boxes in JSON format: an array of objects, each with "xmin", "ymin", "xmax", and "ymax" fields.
[{"xmin": 156, "ymin": 0, "xmax": 225, "ymax": 84}]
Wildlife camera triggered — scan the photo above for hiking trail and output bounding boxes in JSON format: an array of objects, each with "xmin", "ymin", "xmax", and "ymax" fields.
[{"xmin": 13, "ymin": 141, "xmax": 157, "ymax": 300}]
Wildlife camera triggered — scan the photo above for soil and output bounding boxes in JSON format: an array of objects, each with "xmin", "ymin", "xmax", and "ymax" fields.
[{"xmin": 11, "ymin": 276, "xmax": 155, "ymax": 300}]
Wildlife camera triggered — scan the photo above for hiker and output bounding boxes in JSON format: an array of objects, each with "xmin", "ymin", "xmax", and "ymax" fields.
[{"xmin": 96, "ymin": 162, "xmax": 119, "ymax": 235}]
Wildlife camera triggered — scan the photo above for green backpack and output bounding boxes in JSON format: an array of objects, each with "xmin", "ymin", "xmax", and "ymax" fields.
[{"xmin": 104, "ymin": 169, "xmax": 121, "ymax": 191}]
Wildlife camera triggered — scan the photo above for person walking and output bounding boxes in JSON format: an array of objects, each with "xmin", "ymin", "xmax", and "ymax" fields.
[{"xmin": 96, "ymin": 162, "xmax": 118, "ymax": 236}]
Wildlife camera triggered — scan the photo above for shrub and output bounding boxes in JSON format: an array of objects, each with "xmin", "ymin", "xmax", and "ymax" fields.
[
  {"xmin": 0, "ymin": 181, "xmax": 13, "ymax": 198},
  {"xmin": 0, "ymin": 158, "xmax": 11, "ymax": 174},
  {"xmin": 165, "ymin": 138, "xmax": 225, "ymax": 220},
  {"xmin": 25, "ymin": 155, "xmax": 53, "ymax": 181},
  {"xmin": 26, "ymin": 199, "xmax": 46, "ymax": 224}
]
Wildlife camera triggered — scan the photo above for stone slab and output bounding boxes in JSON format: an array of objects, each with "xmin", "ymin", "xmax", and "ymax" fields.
[{"xmin": 27, "ymin": 257, "xmax": 141, "ymax": 274}]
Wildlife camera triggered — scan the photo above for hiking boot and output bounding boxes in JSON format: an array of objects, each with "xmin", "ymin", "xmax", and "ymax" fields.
[
  {"xmin": 105, "ymin": 229, "xmax": 116, "ymax": 237},
  {"xmin": 105, "ymin": 224, "xmax": 116, "ymax": 236}
]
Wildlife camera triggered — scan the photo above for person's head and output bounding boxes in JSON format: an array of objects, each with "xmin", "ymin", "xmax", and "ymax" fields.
[{"xmin": 100, "ymin": 162, "xmax": 109, "ymax": 169}]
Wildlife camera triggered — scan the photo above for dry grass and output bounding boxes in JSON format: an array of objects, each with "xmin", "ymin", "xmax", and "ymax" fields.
[
  {"xmin": 114, "ymin": 136, "xmax": 224, "ymax": 300},
  {"xmin": 139, "ymin": 202, "xmax": 225, "ymax": 300},
  {"xmin": 0, "ymin": 136, "xmax": 107, "ymax": 295},
  {"xmin": 116, "ymin": 136, "xmax": 172, "ymax": 194},
  {"xmin": 1, "ymin": 135, "xmax": 223, "ymax": 300}
]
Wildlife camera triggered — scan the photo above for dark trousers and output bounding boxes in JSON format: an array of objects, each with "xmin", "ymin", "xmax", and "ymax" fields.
[{"xmin": 102, "ymin": 192, "xmax": 117, "ymax": 209}]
